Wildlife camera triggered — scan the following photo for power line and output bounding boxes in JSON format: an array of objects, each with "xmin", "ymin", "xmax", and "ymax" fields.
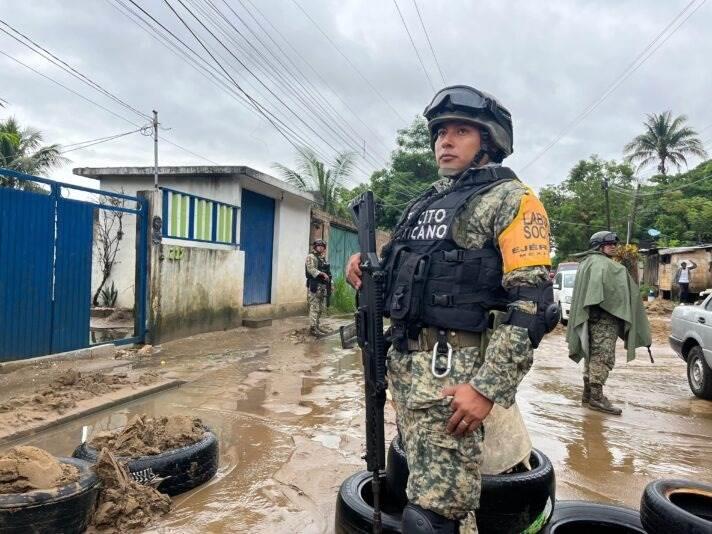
[
  {"xmin": 289, "ymin": 0, "xmax": 407, "ymax": 123},
  {"xmin": 60, "ymin": 128, "xmax": 145, "ymax": 153},
  {"xmin": 0, "ymin": 19, "xmax": 151, "ymax": 121},
  {"xmin": 239, "ymin": 0, "xmax": 393, "ymax": 155},
  {"xmin": 412, "ymin": 0, "xmax": 446, "ymax": 86},
  {"xmin": 521, "ymin": 0, "xmax": 706, "ymax": 172},
  {"xmin": 392, "ymin": 0, "xmax": 436, "ymax": 92}
]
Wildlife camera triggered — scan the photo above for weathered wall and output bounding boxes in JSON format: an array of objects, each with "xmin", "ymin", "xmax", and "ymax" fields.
[
  {"xmin": 153, "ymin": 243, "xmax": 244, "ymax": 343},
  {"xmin": 310, "ymin": 207, "xmax": 391, "ymax": 263}
]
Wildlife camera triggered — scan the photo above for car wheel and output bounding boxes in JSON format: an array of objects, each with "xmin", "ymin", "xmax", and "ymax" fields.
[
  {"xmin": 385, "ymin": 435, "xmax": 556, "ymax": 533},
  {"xmin": 73, "ymin": 431, "xmax": 219, "ymax": 496},
  {"xmin": 559, "ymin": 303, "xmax": 567, "ymax": 326},
  {"xmin": 686, "ymin": 346, "xmax": 712, "ymax": 400},
  {"xmin": 541, "ymin": 501, "xmax": 645, "ymax": 533},
  {"xmin": 640, "ymin": 479, "xmax": 712, "ymax": 534},
  {"xmin": 0, "ymin": 457, "xmax": 99, "ymax": 534}
]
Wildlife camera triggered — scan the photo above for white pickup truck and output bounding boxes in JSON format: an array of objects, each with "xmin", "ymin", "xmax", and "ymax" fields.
[{"xmin": 669, "ymin": 293, "xmax": 712, "ymax": 399}]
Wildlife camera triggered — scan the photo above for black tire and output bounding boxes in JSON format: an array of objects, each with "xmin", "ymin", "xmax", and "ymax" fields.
[
  {"xmin": 542, "ymin": 501, "xmax": 645, "ymax": 533},
  {"xmin": 72, "ymin": 431, "xmax": 219, "ymax": 496},
  {"xmin": 0, "ymin": 457, "xmax": 99, "ymax": 534},
  {"xmin": 335, "ymin": 470, "xmax": 403, "ymax": 534},
  {"xmin": 640, "ymin": 479, "xmax": 712, "ymax": 534},
  {"xmin": 686, "ymin": 346, "xmax": 712, "ymax": 400},
  {"xmin": 385, "ymin": 435, "xmax": 556, "ymax": 533}
]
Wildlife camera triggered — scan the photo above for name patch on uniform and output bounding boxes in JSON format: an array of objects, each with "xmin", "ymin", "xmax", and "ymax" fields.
[
  {"xmin": 498, "ymin": 191, "xmax": 551, "ymax": 272},
  {"xmin": 408, "ymin": 208, "xmax": 450, "ymax": 240}
]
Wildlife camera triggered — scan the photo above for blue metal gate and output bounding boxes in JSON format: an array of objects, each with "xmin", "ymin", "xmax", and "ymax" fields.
[
  {"xmin": 240, "ymin": 189, "xmax": 275, "ymax": 306},
  {"xmin": 0, "ymin": 168, "xmax": 148, "ymax": 361}
]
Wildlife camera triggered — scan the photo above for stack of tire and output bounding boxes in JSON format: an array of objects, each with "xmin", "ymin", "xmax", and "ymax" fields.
[
  {"xmin": 0, "ymin": 433, "xmax": 219, "ymax": 534},
  {"xmin": 335, "ymin": 434, "xmax": 712, "ymax": 533}
]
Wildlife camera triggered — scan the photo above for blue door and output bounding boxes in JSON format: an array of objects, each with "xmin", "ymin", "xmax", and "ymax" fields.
[
  {"xmin": 240, "ymin": 189, "xmax": 275, "ymax": 305},
  {"xmin": 0, "ymin": 187, "xmax": 54, "ymax": 359}
]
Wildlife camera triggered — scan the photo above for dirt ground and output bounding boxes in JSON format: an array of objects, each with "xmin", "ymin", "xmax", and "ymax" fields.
[{"xmin": 2, "ymin": 311, "xmax": 711, "ymax": 533}]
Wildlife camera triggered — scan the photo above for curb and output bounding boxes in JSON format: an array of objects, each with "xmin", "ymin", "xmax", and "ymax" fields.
[
  {"xmin": 0, "ymin": 344, "xmax": 121, "ymax": 373},
  {"xmin": 0, "ymin": 379, "xmax": 185, "ymax": 447}
]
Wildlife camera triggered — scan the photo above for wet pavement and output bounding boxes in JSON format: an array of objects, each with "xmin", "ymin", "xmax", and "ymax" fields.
[{"xmin": 5, "ymin": 315, "xmax": 712, "ymax": 532}]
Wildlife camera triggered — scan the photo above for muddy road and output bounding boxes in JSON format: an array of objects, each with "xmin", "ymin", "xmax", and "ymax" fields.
[{"xmin": 6, "ymin": 316, "xmax": 712, "ymax": 532}]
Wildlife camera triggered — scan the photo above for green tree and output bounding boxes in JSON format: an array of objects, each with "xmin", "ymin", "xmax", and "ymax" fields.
[
  {"xmin": 0, "ymin": 117, "xmax": 67, "ymax": 189},
  {"xmin": 539, "ymin": 156, "xmax": 634, "ymax": 263},
  {"xmin": 367, "ymin": 116, "xmax": 438, "ymax": 229},
  {"xmin": 623, "ymin": 111, "xmax": 707, "ymax": 176},
  {"xmin": 273, "ymin": 147, "xmax": 356, "ymax": 216}
]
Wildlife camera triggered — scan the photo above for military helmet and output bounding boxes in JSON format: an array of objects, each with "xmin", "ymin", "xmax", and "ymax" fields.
[
  {"xmin": 589, "ymin": 231, "xmax": 619, "ymax": 250},
  {"xmin": 312, "ymin": 239, "xmax": 326, "ymax": 248},
  {"xmin": 423, "ymin": 85, "xmax": 514, "ymax": 162}
]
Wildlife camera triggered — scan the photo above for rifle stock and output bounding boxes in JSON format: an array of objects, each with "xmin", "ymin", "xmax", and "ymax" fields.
[{"xmin": 349, "ymin": 191, "xmax": 387, "ymax": 534}]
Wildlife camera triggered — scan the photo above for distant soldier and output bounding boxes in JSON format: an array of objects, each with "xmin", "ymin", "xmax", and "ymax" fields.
[
  {"xmin": 305, "ymin": 239, "xmax": 330, "ymax": 336},
  {"xmin": 567, "ymin": 231, "xmax": 652, "ymax": 415}
]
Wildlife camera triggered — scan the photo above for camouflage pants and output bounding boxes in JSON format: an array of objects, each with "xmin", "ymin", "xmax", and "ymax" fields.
[
  {"xmin": 388, "ymin": 345, "xmax": 484, "ymax": 533},
  {"xmin": 307, "ymin": 285, "xmax": 326, "ymax": 328},
  {"xmin": 584, "ymin": 308, "xmax": 619, "ymax": 386}
]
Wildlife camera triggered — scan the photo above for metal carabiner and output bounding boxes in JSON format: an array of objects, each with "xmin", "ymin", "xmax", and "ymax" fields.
[{"xmin": 431, "ymin": 341, "xmax": 453, "ymax": 378}]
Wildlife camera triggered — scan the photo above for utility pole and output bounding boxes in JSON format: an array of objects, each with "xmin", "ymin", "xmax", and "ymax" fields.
[
  {"xmin": 602, "ymin": 177, "xmax": 611, "ymax": 231},
  {"xmin": 153, "ymin": 110, "xmax": 159, "ymax": 189},
  {"xmin": 626, "ymin": 182, "xmax": 641, "ymax": 245}
]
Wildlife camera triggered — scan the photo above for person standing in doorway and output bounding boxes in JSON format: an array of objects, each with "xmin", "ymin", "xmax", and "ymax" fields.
[{"xmin": 676, "ymin": 260, "xmax": 697, "ymax": 304}]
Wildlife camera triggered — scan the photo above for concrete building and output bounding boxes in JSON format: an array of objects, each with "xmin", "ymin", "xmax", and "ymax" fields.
[{"xmin": 74, "ymin": 166, "xmax": 316, "ymax": 342}]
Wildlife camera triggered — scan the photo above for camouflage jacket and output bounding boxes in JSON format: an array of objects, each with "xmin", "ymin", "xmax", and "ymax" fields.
[
  {"xmin": 305, "ymin": 252, "xmax": 326, "ymax": 279},
  {"xmin": 427, "ymin": 170, "xmax": 550, "ymax": 407}
]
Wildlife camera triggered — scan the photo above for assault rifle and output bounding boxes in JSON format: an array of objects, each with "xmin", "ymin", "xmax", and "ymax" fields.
[
  {"xmin": 349, "ymin": 191, "xmax": 387, "ymax": 534},
  {"xmin": 322, "ymin": 262, "xmax": 333, "ymax": 308}
]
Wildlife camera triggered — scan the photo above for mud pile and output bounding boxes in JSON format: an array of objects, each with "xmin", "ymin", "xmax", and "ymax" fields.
[
  {"xmin": 645, "ymin": 299, "xmax": 676, "ymax": 315},
  {"xmin": 0, "ymin": 369, "xmax": 160, "ymax": 418},
  {"xmin": 88, "ymin": 449, "xmax": 170, "ymax": 533},
  {"xmin": 0, "ymin": 446, "xmax": 78, "ymax": 494},
  {"xmin": 90, "ymin": 414, "xmax": 206, "ymax": 457}
]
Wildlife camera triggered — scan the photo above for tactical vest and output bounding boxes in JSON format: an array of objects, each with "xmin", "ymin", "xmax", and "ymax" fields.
[
  {"xmin": 382, "ymin": 166, "xmax": 518, "ymax": 346},
  {"xmin": 305, "ymin": 253, "xmax": 328, "ymax": 290}
]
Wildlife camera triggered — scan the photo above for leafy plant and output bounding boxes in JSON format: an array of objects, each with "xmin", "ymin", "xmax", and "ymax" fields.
[
  {"xmin": 100, "ymin": 281, "xmax": 118, "ymax": 308},
  {"xmin": 329, "ymin": 277, "xmax": 356, "ymax": 314}
]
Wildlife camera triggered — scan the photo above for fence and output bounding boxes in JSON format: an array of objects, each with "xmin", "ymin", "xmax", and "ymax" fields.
[{"xmin": 161, "ymin": 187, "xmax": 240, "ymax": 246}]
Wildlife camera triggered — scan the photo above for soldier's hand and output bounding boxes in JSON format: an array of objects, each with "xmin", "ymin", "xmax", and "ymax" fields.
[
  {"xmin": 319, "ymin": 272, "xmax": 330, "ymax": 281},
  {"xmin": 442, "ymin": 384, "xmax": 494, "ymax": 437},
  {"xmin": 346, "ymin": 253, "xmax": 362, "ymax": 289}
]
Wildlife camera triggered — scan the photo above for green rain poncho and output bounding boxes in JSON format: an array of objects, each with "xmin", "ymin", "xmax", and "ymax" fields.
[{"xmin": 567, "ymin": 251, "xmax": 652, "ymax": 363}]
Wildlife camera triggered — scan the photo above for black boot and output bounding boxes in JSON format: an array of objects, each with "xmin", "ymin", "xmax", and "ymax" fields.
[
  {"xmin": 401, "ymin": 503, "xmax": 458, "ymax": 533},
  {"xmin": 588, "ymin": 383, "xmax": 622, "ymax": 415},
  {"xmin": 582, "ymin": 377, "xmax": 590, "ymax": 405}
]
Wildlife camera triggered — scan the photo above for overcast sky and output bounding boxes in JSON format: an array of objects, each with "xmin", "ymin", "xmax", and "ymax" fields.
[{"xmin": 1, "ymin": 0, "xmax": 710, "ymax": 193}]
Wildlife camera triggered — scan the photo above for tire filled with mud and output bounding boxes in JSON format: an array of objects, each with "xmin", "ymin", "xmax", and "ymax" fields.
[
  {"xmin": 73, "ymin": 431, "xmax": 218, "ymax": 496},
  {"xmin": 384, "ymin": 435, "xmax": 556, "ymax": 532},
  {"xmin": 0, "ymin": 456, "xmax": 99, "ymax": 534}
]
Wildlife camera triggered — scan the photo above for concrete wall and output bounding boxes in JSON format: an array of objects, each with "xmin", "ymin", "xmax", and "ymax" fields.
[
  {"xmin": 153, "ymin": 242, "xmax": 244, "ymax": 343},
  {"xmin": 85, "ymin": 170, "xmax": 314, "ymax": 340}
]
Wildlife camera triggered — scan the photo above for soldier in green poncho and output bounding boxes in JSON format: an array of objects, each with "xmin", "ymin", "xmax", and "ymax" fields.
[{"xmin": 567, "ymin": 231, "xmax": 652, "ymax": 415}]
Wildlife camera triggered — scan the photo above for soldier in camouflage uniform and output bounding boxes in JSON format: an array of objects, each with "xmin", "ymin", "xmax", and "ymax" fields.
[
  {"xmin": 305, "ymin": 239, "xmax": 330, "ymax": 336},
  {"xmin": 346, "ymin": 85, "xmax": 557, "ymax": 533},
  {"xmin": 580, "ymin": 231, "xmax": 624, "ymax": 415}
]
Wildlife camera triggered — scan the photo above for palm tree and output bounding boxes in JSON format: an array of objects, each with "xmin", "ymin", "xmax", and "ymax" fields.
[
  {"xmin": 0, "ymin": 117, "xmax": 67, "ymax": 189},
  {"xmin": 624, "ymin": 111, "xmax": 707, "ymax": 175},
  {"xmin": 273, "ymin": 147, "xmax": 356, "ymax": 215}
]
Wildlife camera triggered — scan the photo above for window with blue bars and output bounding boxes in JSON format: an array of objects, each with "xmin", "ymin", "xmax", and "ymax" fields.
[{"xmin": 161, "ymin": 188, "xmax": 239, "ymax": 245}]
